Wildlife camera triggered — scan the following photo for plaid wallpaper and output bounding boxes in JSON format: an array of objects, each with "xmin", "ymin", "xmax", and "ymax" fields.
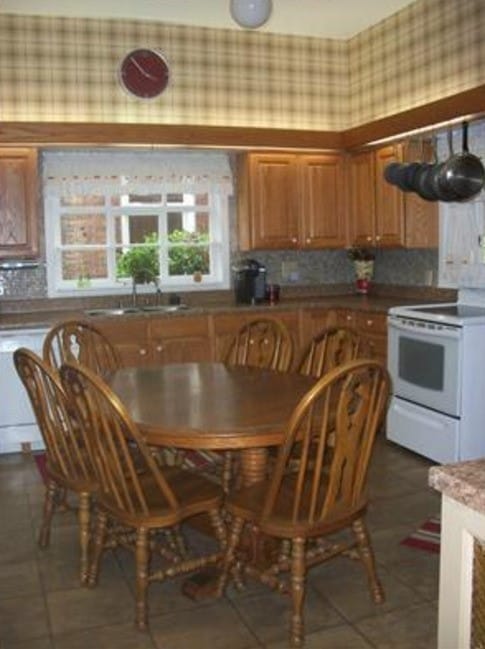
[{"xmin": 0, "ymin": 0, "xmax": 483, "ymax": 131}]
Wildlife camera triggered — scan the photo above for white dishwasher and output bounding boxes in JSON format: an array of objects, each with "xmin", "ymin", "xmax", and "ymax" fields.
[{"xmin": 0, "ymin": 327, "xmax": 48, "ymax": 454}]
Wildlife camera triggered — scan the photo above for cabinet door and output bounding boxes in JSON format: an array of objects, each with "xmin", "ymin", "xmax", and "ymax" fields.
[
  {"xmin": 0, "ymin": 148, "xmax": 39, "ymax": 259},
  {"xmin": 355, "ymin": 311, "xmax": 387, "ymax": 365},
  {"xmin": 239, "ymin": 153, "xmax": 299, "ymax": 250},
  {"xmin": 149, "ymin": 315, "xmax": 212, "ymax": 364},
  {"xmin": 374, "ymin": 145, "xmax": 405, "ymax": 247},
  {"xmin": 299, "ymin": 154, "xmax": 346, "ymax": 248},
  {"xmin": 348, "ymin": 151, "xmax": 376, "ymax": 247},
  {"xmin": 94, "ymin": 318, "xmax": 150, "ymax": 366}
]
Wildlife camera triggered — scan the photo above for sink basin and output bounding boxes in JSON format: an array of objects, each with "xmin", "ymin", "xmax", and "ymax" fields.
[
  {"xmin": 85, "ymin": 304, "xmax": 190, "ymax": 317},
  {"xmin": 85, "ymin": 307, "xmax": 142, "ymax": 317},
  {"xmin": 141, "ymin": 304, "xmax": 190, "ymax": 313}
]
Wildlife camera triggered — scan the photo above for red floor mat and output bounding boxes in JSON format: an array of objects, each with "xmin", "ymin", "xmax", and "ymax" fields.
[{"xmin": 400, "ymin": 516, "xmax": 440, "ymax": 553}]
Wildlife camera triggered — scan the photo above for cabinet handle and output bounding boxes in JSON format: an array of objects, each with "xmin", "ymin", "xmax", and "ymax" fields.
[
  {"xmin": 291, "ymin": 237, "xmax": 298, "ymax": 244},
  {"xmin": 346, "ymin": 315, "xmax": 352, "ymax": 321},
  {"xmin": 155, "ymin": 345, "xmax": 163, "ymax": 352},
  {"xmin": 375, "ymin": 235, "xmax": 381, "ymax": 242},
  {"xmin": 139, "ymin": 348, "xmax": 147, "ymax": 356},
  {"xmin": 366, "ymin": 236, "xmax": 372, "ymax": 242},
  {"xmin": 367, "ymin": 319, "xmax": 373, "ymax": 326},
  {"xmin": 305, "ymin": 238, "xmax": 310, "ymax": 244}
]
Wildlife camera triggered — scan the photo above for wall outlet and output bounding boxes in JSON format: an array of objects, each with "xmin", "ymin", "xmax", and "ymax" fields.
[{"xmin": 281, "ymin": 261, "xmax": 299, "ymax": 281}]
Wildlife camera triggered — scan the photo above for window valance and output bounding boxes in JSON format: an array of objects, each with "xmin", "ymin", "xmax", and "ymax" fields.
[{"xmin": 42, "ymin": 149, "xmax": 234, "ymax": 195}]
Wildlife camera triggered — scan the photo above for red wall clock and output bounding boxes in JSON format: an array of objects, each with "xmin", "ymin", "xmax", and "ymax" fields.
[{"xmin": 119, "ymin": 48, "xmax": 170, "ymax": 99}]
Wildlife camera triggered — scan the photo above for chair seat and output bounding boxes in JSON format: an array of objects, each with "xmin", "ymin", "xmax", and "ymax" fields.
[
  {"xmin": 226, "ymin": 476, "xmax": 368, "ymax": 538},
  {"xmin": 98, "ymin": 467, "xmax": 223, "ymax": 529}
]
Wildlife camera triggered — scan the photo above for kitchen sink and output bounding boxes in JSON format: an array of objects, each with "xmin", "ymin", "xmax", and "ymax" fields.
[{"xmin": 85, "ymin": 304, "xmax": 190, "ymax": 317}]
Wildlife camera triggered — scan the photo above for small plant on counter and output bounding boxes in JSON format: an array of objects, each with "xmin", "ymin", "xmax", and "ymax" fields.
[
  {"xmin": 347, "ymin": 247, "xmax": 375, "ymax": 262},
  {"xmin": 116, "ymin": 233, "xmax": 159, "ymax": 284}
]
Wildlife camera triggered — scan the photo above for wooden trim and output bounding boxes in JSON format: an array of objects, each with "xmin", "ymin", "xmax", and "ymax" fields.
[
  {"xmin": 342, "ymin": 84, "xmax": 485, "ymax": 149},
  {"xmin": 0, "ymin": 122, "xmax": 343, "ymax": 150},
  {"xmin": 0, "ymin": 84, "xmax": 483, "ymax": 150}
]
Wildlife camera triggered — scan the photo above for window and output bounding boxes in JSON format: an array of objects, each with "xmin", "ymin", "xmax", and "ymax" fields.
[{"xmin": 43, "ymin": 150, "xmax": 233, "ymax": 297}]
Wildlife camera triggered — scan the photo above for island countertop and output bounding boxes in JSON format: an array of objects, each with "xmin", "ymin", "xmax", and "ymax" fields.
[{"xmin": 429, "ymin": 460, "xmax": 485, "ymax": 516}]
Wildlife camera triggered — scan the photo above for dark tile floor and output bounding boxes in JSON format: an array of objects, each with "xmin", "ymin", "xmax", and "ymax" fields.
[{"xmin": 0, "ymin": 435, "xmax": 441, "ymax": 648}]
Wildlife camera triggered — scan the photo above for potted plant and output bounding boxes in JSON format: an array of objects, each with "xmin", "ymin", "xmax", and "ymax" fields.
[
  {"xmin": 347, "ymin": 247, "xmax": 375, "ymax": 293},
  {"xmin": 116, "ymin": 233, "xmax": 159, "ymax": 285}
]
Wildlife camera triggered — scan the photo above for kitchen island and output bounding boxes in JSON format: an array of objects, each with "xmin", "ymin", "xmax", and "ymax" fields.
[{"xmin": 430, "ymin": 461, "xmax": 485, "ymax": 649}]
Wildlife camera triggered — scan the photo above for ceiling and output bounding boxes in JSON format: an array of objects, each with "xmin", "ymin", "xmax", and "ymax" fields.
[{"xmin": 0, "ymin": 0, "xmax": 419, "ymax": 39}]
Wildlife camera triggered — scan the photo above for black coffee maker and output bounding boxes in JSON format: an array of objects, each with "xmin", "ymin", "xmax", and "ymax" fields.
[{"xmin": 233, "ymin": 259, "xmax": 267, "ymax": 304}]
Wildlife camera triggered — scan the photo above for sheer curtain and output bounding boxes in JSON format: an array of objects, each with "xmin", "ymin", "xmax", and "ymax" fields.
[{"xmin": 42, "ymin": 149, "xmax": 234, "ymax": 196}]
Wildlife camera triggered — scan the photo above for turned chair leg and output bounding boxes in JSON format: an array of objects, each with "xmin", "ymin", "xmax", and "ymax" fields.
[
  {"xmin": 38, "ymin": 480, "xmax": 57, "ymax": 548},
  {"xmin": 78, "ymin": 492, "xmax": 91, "ymax": 585},
  {"xmin": 352, "ymin": 517, "xmax": 385, "ymax": 604},
  {"xmin": 87, "ymin": 510, "xmax": 108, "ymax": 587},
  {"xmin": 290, "ymin": 537, "xmax": 305, "ymax": 648},
  {"xmin": 135, "ymin": 527, "xmax": 150, "ymax": 631},
  {"xmin": 216, "ymin": 516, "xmax": 244, "ymax": 597}
]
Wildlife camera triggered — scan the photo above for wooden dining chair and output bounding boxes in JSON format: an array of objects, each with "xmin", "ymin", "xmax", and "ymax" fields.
[
  {"xmin": 216, "ymin": 358, "xmax": 391, "ymax": 648},
  {"xmin": 13, "ymin": 347, "xmax": 97, "ymax": 584},
  {"xmin": 297, "ymin": 325, "xmax": 366, "ymax": 379},
  {"xmin": 224, "ymin": 316, "xmax": 294, "ymax": 372},
  {"xmin": 60, "ymin": 361, "xmax": 227, "ymax": 631},
  {"xmin": 43, "ymin": 319, "xmax": 121, "ymax": 376},
  {"xmin": 204, "ymin": 317, "xmax": 294, "ymax": 493}
]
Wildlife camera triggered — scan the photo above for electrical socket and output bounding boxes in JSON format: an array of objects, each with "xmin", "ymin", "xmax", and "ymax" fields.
[{"xmin": 281, "ymin": 261, "xmax": 299, "ymax": 281}]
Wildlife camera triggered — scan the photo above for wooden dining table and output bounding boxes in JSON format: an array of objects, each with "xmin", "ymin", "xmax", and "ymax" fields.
[{"xmin": 108, "ymin": 361, "xmax": 316, "ymax": 487}]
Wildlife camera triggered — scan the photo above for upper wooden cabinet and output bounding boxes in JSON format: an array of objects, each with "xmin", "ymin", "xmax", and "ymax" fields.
[
  {"xmin": 0, "ymin": 148, "xmax": 39, "ymax": 259},
  {"xmin": 348, "ymin": 142, "xmax": 438, "ymax": 249},
  {"xmin": 238, "ymin": 152, "xmax": 346, "ymax": 250}
]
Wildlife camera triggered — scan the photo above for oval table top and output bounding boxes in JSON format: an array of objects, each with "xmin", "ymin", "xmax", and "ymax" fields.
[{"xmin": 108, "ymin": 362, "xmax": 316, "ymax": 450}]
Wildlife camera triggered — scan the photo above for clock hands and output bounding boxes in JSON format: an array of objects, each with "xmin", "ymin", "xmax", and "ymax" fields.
[{"xmin": 129, "ymin": 56, "xmax": 157, "ymax": 81}]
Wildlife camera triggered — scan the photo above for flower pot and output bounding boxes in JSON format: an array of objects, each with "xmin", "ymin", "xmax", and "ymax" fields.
[{"xmin": 356, "ymin": 277, "xmax": 371, "ymax": 294}]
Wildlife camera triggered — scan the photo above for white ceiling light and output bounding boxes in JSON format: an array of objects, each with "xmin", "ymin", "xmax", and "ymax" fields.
[{"xmin": 230, "ymin": 0, "xmax": 272, "ymax": 29}]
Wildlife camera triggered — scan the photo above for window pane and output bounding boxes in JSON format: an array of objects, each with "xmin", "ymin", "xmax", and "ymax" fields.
[
  {"xmin": 167, "ymin": 211, "xmax": 209, "ymax": 236},
  {"xmin": 125, "ymin": 193, "xmax": 162, "ymax": 205},
  {"xmin": 168, "ymin": 227, "xmax": 210, "ymax": 276},
  {"xmin": 115, "ymin": 245, "xmax": 160, "ymax": 282},
  {"xmin": 60, "ymin": 213, "xmax": 106, "ymax": 245},
  {"xmin": 61, "ymin": 250, "xmax": 107, "ymax": 281},
  {"xmin": 114, "ymin": 214, "xmax": 158, "ymax": 245},
  {"xmin": 60, "ymin": 195, "xmax": 105, "ymax": 207}
]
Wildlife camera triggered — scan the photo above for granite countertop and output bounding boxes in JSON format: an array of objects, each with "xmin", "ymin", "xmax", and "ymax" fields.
[
  {"xmin": 0, "ymin": 285, "xmax": 456, "ymax": 331},
  {"xmin": 429, "ymin": 461, "xmax": 485, "ymax": 515}
]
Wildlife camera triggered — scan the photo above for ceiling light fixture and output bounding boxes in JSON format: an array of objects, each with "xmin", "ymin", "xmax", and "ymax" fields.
[{"xmin": 230, "ymin": 0, "xmax": 273, "ymax": 29}]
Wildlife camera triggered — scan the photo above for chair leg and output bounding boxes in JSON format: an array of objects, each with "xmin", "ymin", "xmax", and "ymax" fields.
[
  {"xmin": 208, "ymin": 508, "xmax": 227, "ymax": 551},
  {"xmin": 290, "ymin": 537, "xmax": 305, "ymax": 648},
  {"xmin": 135, "ymin": 527, "xmax": 150, "ymax": 631},
  {"xmin": 221, "ymin": 452, "xmax": 233, "ymax": 495},
  {"xmin": 216, "ymin": 515, "xmax": 244, "ymax": 597},
  {"xmin": 78, "ymin": 492, "xmax": 91, "ymax": 585},
  {"xmin": 352, "ymin": 517, "xmax": 384, "ymax": 604},
  {"xmin": 87, "ymin": 509, "xmax": 108, "ymax": 587},
  {"xmin": 38, "ymin": 479, "xmax": 57, "ymax": 548}
]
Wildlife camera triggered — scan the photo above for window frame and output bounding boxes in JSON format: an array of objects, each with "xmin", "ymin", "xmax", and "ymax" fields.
[{"xmin": 44, "ymin": 180, "xmax": 231, "ymax": 298}]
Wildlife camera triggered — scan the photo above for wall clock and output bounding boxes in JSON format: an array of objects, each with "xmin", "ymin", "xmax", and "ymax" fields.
[{"xmin": 119, "ymin": 48, "xmax": 170, "ymax": 99}]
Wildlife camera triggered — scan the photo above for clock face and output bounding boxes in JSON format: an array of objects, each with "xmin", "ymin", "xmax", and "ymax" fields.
[{"xmin": 119, "ymin": 48, "xmax": 170, "ymax": 99}]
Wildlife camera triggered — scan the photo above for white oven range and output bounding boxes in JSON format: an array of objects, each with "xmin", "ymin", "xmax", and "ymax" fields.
[{"xmin": 387, "ymin": 290, "xmax": 485, "ymax": 464}]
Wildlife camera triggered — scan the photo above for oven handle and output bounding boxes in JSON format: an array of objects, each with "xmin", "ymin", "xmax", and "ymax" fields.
[{"xmin": 388, "ymin": 317, "xmax": 462, "ymax": 340}]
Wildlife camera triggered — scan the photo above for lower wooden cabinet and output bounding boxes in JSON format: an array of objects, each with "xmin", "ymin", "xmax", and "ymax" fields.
[
  {"xmin": 95, "ymin": 317, "xmax": 150, "ymax": 366},
  {"xmin": 96, "ymin": 315, "xmax": 213, "ymax": 366},
  {"xmin": 92, "ymin": 305, "xmax": 387, "ymax": 370},
  {"xmin": 149, "ymin": 315, "xmax": 212, "ymax": 364}
]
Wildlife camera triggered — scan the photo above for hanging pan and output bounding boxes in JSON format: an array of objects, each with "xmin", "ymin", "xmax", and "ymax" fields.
[
  {"xmin": 412, "ymin": 136, "xmax": 439, "ymax": 201},
  {"xmin": 427, "ymin": 128, "xmax": 461, "ymax": 202},
  {"xmin": 438, "ymin": 121, "xmax": 484, "ymax": 201}
]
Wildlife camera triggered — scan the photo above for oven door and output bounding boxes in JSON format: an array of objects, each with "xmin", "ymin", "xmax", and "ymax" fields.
[{"xmin": 388, "ymin": 315, "xmax": 463, "ymax": 417}]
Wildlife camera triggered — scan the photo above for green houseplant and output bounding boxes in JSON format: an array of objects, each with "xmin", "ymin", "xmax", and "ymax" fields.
[{"xmin": 116, "ymin": 233, "xmax": 159, "ymax": 284}]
